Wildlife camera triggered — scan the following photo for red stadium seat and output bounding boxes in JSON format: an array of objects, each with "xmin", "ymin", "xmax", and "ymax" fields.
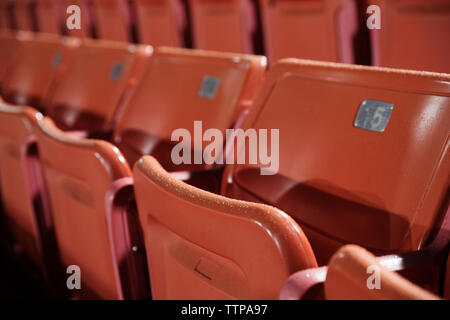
[
  {"xmin": 34, "ymin": 0, "xmax": 63, "ymax": 34},
  {"xmin": 368, "ymin": 0, "xmax": 450, "ymax": 73},
  {"xmin": 221, "ymin": 59, "xmax": 450, "ymax": 265},
  {"xmin": 113, "ymin": 47, "xmax": 266, "ymax": 174},
  {"xmin": 13, "ymin": 0, "xmax": 34, "ymax": 31},
  {"xmin": 0, "ymin": 38, "xmax": 150, "ymax": 296},
  {"xmin": 134, "ymin": 0, "xmax": 187, "ymax": 46},
  {"xmin": 44, "ymin": 39, "xmax": 152, "ymax": 132},
  {"xmin": 33, "ymin": 115, "xmax": 150, "ymax": 299},
  {"xmin": 0, "ymin": 30, "xmax": 24, "ymax": 90},
  {"xmin": 26, "ymin": 48, "xmax": 264, "ymax": 299},
  {"xmin": 0, "ymin": 102, "xmax": 57, "ymax": 275},
  {"xmin": 0, "ymin": 0, "xmax": 448, "ymax": 302},
  {"xmin": 1, "ymin": 33, "xmax": 79, "ymax": 110},
  {"xmin": 259, "ymin": 0, "xmax": 358, "ymax": 64},
  {"xmin": 0, "ymin": 0, "xmax": 15, "ymax": 30},
  {"xmin": 0, "ymin": 0, "xmax": 7, "ymax": 29},
  {"xmin": 189, "ymin": 0, "xmax": 258, "ymax": 53},
  {"xmin": 325, "ymin": 245, "xmax": 440, "ymax": 300},
  {"xmin": 91, "ymin": 0, "xmax": 132, "ymax": 42},
  {"xmin": 133, "ymin": 155, "xmax": 317, "ymax": 299}
]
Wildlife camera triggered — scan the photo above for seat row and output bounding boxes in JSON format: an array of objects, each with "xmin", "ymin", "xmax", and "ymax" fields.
[
  {"xmin": 0, "ymin": 31, "xmax": 449, "ymax": 299},
  {"xmin": 1, "ymin": 0, "xmax": 449, "ymax": 73}
]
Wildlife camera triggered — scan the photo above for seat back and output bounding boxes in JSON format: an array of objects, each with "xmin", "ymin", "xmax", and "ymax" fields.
[
  {"xmin": 134, "ymin": 0, "xmax": 186, "ymax": 46},
  {"xmin": 34, "ymin": 115, "xmax": 148, "ymax": 299},
  {"xmin": 133, "ymin": 155, "xmax": 317, "ymax": 299},
  {"xmin": 0, "ymin": 31, "xmax": 24, "ymax": 89},
  {"xmin": 0, "ymin": 0, "xmax": 14, "ymax": 30},
  {"xmin": 44, "ymin": 39, "xmax": 152, "ymax": 132},
  {"xmin": 62, "ymin": 0, "xmax": 93, "ymax": 38},
  {"xmin": 91, "ymin": 0, "xmax": 131, "ymax": 42},
  {"xmin": 222, "ymin": 59, "xmax": 450, "ymax": 265},
  {"xmin": 0, "ymin": 102, "xmax": 44, "ymax": 268},
  {"xmin": 113, "ymin": 46, "xmax": 266, "ymax": 169},
  {"xmin": 369, "ymin": 0, "xmax": 450, "ymax": 73},
  {"xmin": 0, "ymin": 0, "xmax": 7, "ymax": 29},
  {"xmin": 259, "ymin": 0, "xmax": 357, "ymax": 64},
  {"xmin": 325, "ymin": 245, "xmax": 440, "ymax": 299},
  {"xmin": 189, "ymin": 0, "xmax": 257, "ymax": 53},
  {"xmin": 34, "ymin": 0, "xmax": 63, "ymax": 34},
  {"xmin": 13, "ymin": 0, "xmax": 34, "ymax": 31},
  {"xmin": 2, "ymin": 33, "xmax": 79, "ymax": 110}
]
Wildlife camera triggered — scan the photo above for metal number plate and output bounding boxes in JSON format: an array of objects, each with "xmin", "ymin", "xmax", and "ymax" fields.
[
  {"xmin": 354, "ymin": 100, "xmax": 394, "ymax": 132},
  {"xmin": 52, "ymin": 52, "xmax": 63, "ymax": 69},
  {"xmin": 198, "ymin": 76, "xmax": 220, "ymax": 99},
  {"xmin": 110, "ymin": 62, "xmax": 124, "ymax": 80}
]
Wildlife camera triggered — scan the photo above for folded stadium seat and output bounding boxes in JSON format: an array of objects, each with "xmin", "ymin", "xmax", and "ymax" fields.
[
  {"xmin": 43, "ymin": 39, "xmax": 152, "ymax": 133},
  {"xmin": 1, "ymin": 33, "xmax": 80, "ymax": 111},
  {"xmin": 13, "ymin": 0, "xmax": 35, "ymax": 31},
  {"xmin": 324, "ymin": 245, "xmax": 441, "ymax": 299},
  {"xmin": 189, "ymin": 0, "xmax": 258, "ymax": 53},
  {"xmin": 0, "ymin": 30, "xmax": 24, "ymax": 90},
  {"xmin": 259, "ymin": 0, "xmax": 358, "ymax": 64},
  {"xmin": 33, "ymin": 115, "xmax": 150, "ymax": 299},
  {"xmin": 34, "ymin": 0, "xmax": 63, "ymax": 34},
  {"xmin": 221, "ymin": 59, "xmax": 450, "ymax": 266},
  {"xmin": 133, "ymin": 155, "xmax": 317, "ymax": 299},
  {"xmin": 62, "ymin": 0, "xmax": 94, "ymax": 38},
  {"xmin": 91, "ymin": 0, "xmax": 132, "ymax": 42},
  {"xmin": 0, "ymin": 101, "xmax": 61, "ymax": 283},
  {"xmin": 368, "ymin": 0, "xmax": 450, "ymax": 73},
  {"xmin": 134, "ymin": 0, "xmax": 187, "ymax": 46},
  {"xmin": 112, "ymin": 47, "xmax": 266, "ymax": 190}
]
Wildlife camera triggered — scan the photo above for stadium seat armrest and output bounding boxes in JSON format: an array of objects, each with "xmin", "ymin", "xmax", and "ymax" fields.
[
  {"xmin": 105, "ymin": 177, "xmax": 150, "ymax": 300},
  {"xmin": 279, "ymin": 266, "xmax": 328, "ymax": 300},
  {"xmin": 380, "ymin": 204, "xmax": 450, "ymax": 271},
  {"xmin": 105, "ymin": 177, "xmax": 135, "ymax": 300},
  {"xmin": 65, "ymin": 131, "xmax": 89, "ymax": 139}
]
